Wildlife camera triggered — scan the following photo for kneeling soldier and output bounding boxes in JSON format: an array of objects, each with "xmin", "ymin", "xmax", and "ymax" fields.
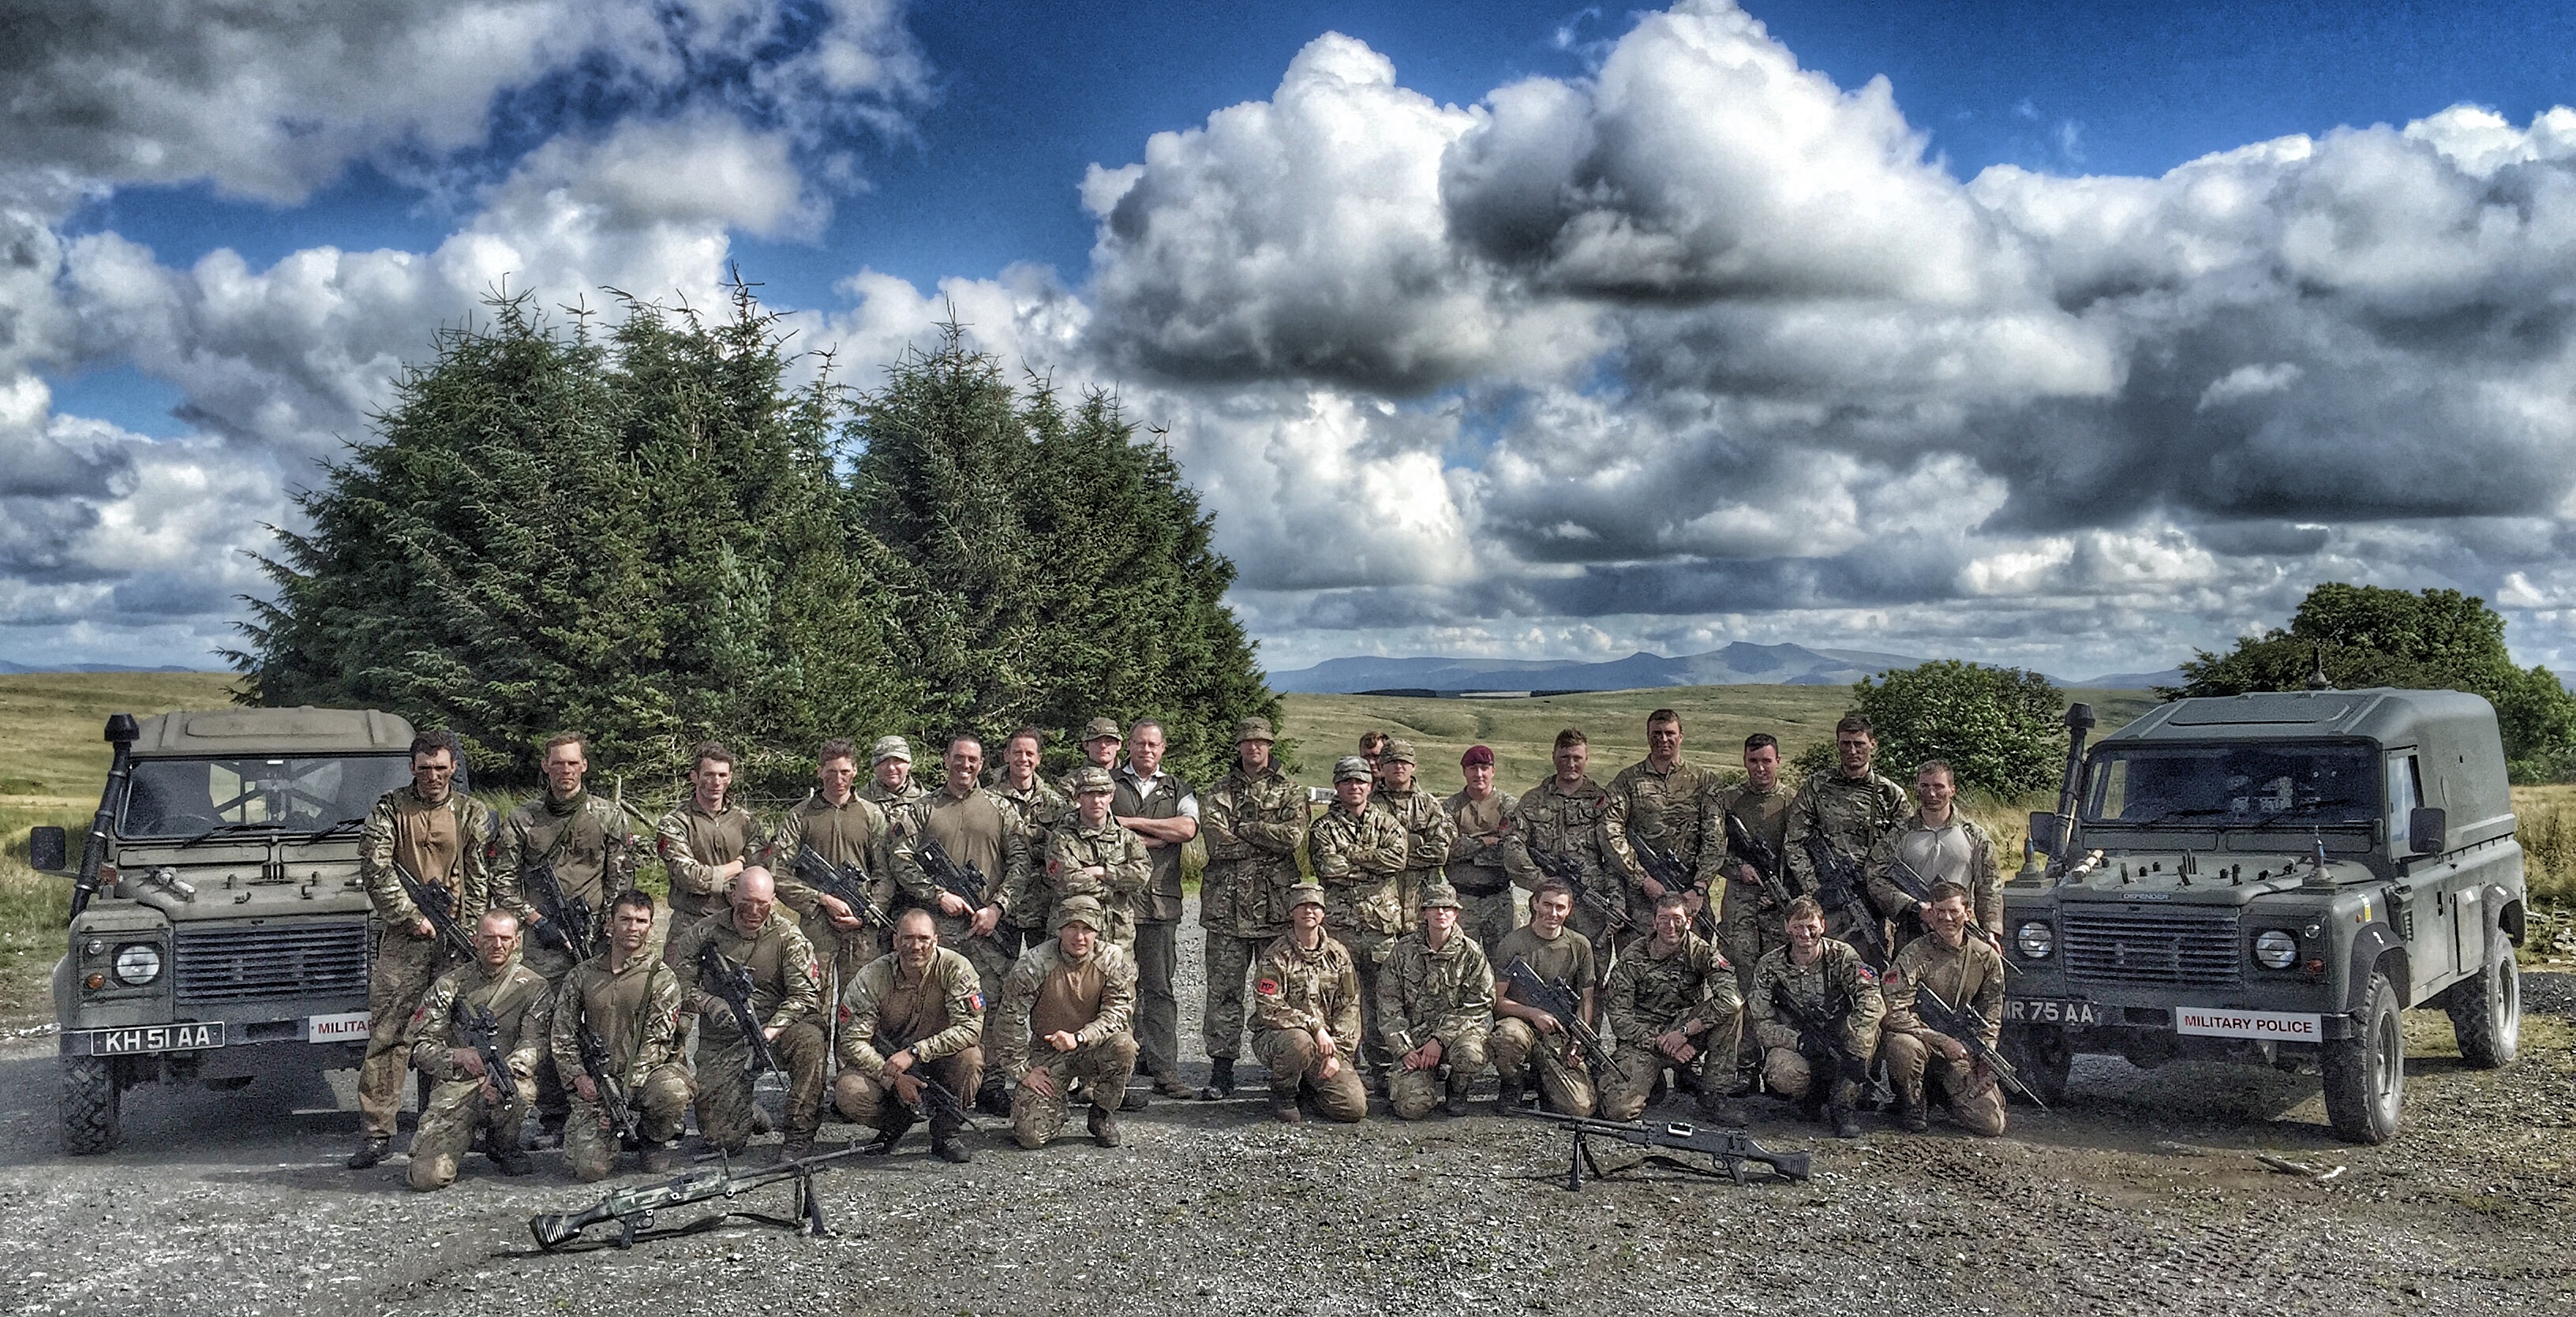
[
  {"xmin": 1380, "ymin": 882, "xmax": 1495, "ymax": 1119},
  {"xmin": 1601, "ymin": 892, "xmax": 1746, "ymax": 1124},
  {"xmin": 1747, "ymin": 896, "xmax": 1885, "ymax": 1139},
  {"xmin": 406, "ymin": 909, "xmax": 551, "ymax": 1191},
  {"xmin": 1489, "ymin": 880, "xmax": 1599, "ymax": 1116},
  {"xmin": 836, "ymin": 907, "xmax": 986, "ymax": 1162},
  {"xmin": 551, "ymin": 889, "xmax": 693, "ymax": 1180},
  {"xmin": 667, "ymin": 866, "xmax": 829, "ymax": 1158},
  {"xmin": 994, "ymin": 895, "xmax": 1139, "ymax": 1148},
  {"xmin": 1250, "ymin": 882, "xmax": 1369, "ymax": 1124},
  {"xmin": 1879, "ymin": 881, "xmax": 2009, "ymax": 1136}
]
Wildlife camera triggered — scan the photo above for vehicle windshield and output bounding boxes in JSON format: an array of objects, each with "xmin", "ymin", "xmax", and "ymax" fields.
[
  {"xmin": 2084, "ymin": 743, "xmax": 2379, "ymax": 828},
  {"xmin": 119, "ymin": 756, "xmax": 416, "ymax": 840}
]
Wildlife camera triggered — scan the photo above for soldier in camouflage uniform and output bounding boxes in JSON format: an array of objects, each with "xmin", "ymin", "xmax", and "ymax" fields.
[
  {"xmin": 1307, "ymin": 754, "xmax": 1411, "ymax": 1092},
  {"xmin": 654, "ymin": 741, "xmax": 769, "ymax": 933},
  {"xmin": 1114, "ymin": 719, "xmax": 1200, "ymax": 1102},
  {"xmin": 665, "ymin": 867, "xmax": 828, "ymax": 1157},
  {"xmin": 1604, "ymin": 709, "xmax": 1720, "ymax": 930},
  {"xmin": 551, "ymin": 890, "xmax": 693, "ymax": 1180},
  {"xmin": 992, "ymin": 896, "xmax": 1139, "ymax": 1149},
  {"xmin": 1251, "ymin": 883, "xmax": 1369, "ymax": 1124},
  {"xmin": 1515, "ymin": 728, "xmax": 1626, "ymax": 973},
  {"xmin": 892, "ymin": 739, "xmax": 1028, "ymax": 1121},
  {"xmin": 1702, "ymin": 732, "xmax": 1795, "ymax": 1000},
  {"xmin": 1489, "ymin": 881, "xmax": 1599, "ymax": 1116},
  {"xmin": 1748, "ymin": 896, "xmax": 1886, "ymax": 1139},
  {"xmin": 862, "ymin": 735, "xmax": 930, "ymax": 825},
  {"xmin": 1443, "ymin": 743, "xmax": 1533, "ymax": 960},
  {"xmin": 1879, "ymin": 881, "xmax": 2009, "ymax": 1136},
  {"xmin": 989, "ymin": 726, "xmax": 1068, "ymax": 960},
  {"xmin": 1030, "ymin": 766, "xmax": 1151, "ymax": 955},
  {"xmin": 351, "ymin": 730, "xmax": 498, "ymax": 1170},
  {"xmin": 1197, "ymin": 717, "xmax": 1306, "ymax": 1100},
  {"xmin": 1784, "ymin": 714, "xmax": 1909, "ymax": 967},
  {"xmin": 492, "ymin": 731, "xmax": 642, "ymax": 1144},
  {"xmin": 834, "ymin": 908, "xmax": 984, "ymax": 1162},
  {"xmin": 1601, "ymin": 893, "xmax": 1746, "ymax": 1124},
  {"xmin": 1866, "ymin": 759, "xmax": 2005, "ymax": 952},
  {"xmin": 1372, "ymin": 739, "xmax": 1456, "ymax": 936},
  {"xmin": 1379, "ymin": 882, "xmax": 1495, "ymax": 1119},
  {"xmin": 772, "ymin": 738, "xmax": 900, "ymax": 997},
  {"xmin": 405, "ymin": 909, "xmax": 551, "ymax": 1190}
]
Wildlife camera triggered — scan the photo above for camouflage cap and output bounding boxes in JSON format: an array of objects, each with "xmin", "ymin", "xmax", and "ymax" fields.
[
  {"xmin": 1286, "ymin": 881, "xmax": 1326, "ymax": 910},
  {"xmin": 1054, "ymin": 894, "xmax": 1107, "ymax": 931},
  {"xmin": 1081, "ymin": 716, "xmax": 1123, "ymax": 743},
  {"xmin": 1232, "ymin": 716, "xmax": 1275, "ymax": 744},
  {"xmin": 870, "ymin": 735, "xmax": 912, "ymax": 765},
  {"xmin": 1332, "ymin": 755, "xmax": 1374, "ymax": 784},
  {"xmin": 1066, "ymin": 765, "xmax": 1114, "ymax": 794},
  {"xmin": 1417, "ymin": 881, "xmax": 1464, "ymax": 911},
  {"xmin": 1380, "ymin": 738, "xmax": 1418, "ymax": 765}
]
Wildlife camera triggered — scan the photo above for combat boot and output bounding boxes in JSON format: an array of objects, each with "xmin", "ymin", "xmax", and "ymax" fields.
[
  {"xmin": 640, "ymin": 1140, "xmax": 676, "ymax": 1173},
  {"xmin": 1828, "ymin": 1079, "xmax": 1865, "ymax": 1140},
  {"xmin": 346, "ymin": 1136, "xmax": 391, "ymax": 1170},
  {"xmin": 489, "ymin": 1131, "xmax": 535, "ymax": 1177},
  {"xmin": 1088, "ymin": 1102, "xmax": 1122, "ymax": 1147},
  {"xmin": 929, "ymin": 1116, "xmax": 972, "ymax": 1164},
  {"xmin": 863, "ymin": 1107, "xmax": 916, "ymax": 1155},
  {"xmin": 1121, "ymin": 1086, "xmax": 1151, "ymax": 1113},
  {"xmin": 1896, "ymin": 1097, "xmax": 1929, "ymax": 1133},
  {"xmin": 1697, "ymin": 1092, "xmax": 1750, "ymax": 1128},
  {"xmin": 1497, "ymin": 1072, "xmax": 1527, "ymax": 1110},
  {"xmin": 1200, "ymin": 1057, "xmax": 1237, "ymax": 1100},
  {"xmin": 1443, "ymin": 1085, "xmax": 1471, "ymax": 1117},
  {"xmin": 976, "ymin": 1079, "xmax": 1012, "ymax": 1117},
  {"xmin": 1271, "ymin": 1090, "xmax": 1304, "ymax": 1124}
]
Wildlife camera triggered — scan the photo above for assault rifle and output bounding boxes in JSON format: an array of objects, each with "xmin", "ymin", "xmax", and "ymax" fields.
[
  {"xmin": 1875, "ymin": 856, "xmax": 2014, "ymax": 969},
  {"xmin": 520, "ymin": 859, "xmax": 597, "ymax": 961},
  {"xmin": 449, "ymin": 1000, "xmax": 519, "ymax": 1106},
  {"xmin": 794, "ymin": 847, "xmax": 894, "ymax": 932},
  {"xmin": 396, "ymin": 864, "xmax": 477, "ymax": 960},
  {"xmin": 1797, "ymin": 832, "xmax": 1891, "ymax": 965},
  {"xmin": 1911, "ymin": 984, "xmax": 2045, "ymax": 1109},
  {"xmin": 1766, "ymin": 987, "xmax": 1870, "ymax": 1087},
  {"xmin": 1509, "ymin": 1108, "xmax": 1810, "ymax": 1188},
  {"xmin": 1722, "ymin": 810, "xmax": 1798, "ymax": 911},
  {"xmin": 693, "ymin": 942, "xmax": 779, "ymax": 1082},
  {"xmin": 871, "ymin": 1027, "xmax": 980, "ymax": 1142},
  {"xmin": 530, "ymin": 1144, "xmax": 860, "ymax": 1251},
  {"xmin": 574, "ymin": 1020, "xmax": 642, "ymax": 1147},
  {"xmin": 1527, "ymin": 849, "xmax": 1631, "ymax": 932},
  {"xmin": 1496, "ymin": 956, "xmax": 1612, "ymax": 1076},
  {"xmin": 915, "ymin": 836, "xmax": 990, "ymax": 911},
  {"xmin": 1632, "ymin": 837, "xmax": 1716, "ymax": 939}
]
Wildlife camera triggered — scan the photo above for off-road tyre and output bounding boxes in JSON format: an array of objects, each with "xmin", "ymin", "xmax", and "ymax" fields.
[
  {"xmin": 62, "ymin": 1056, "xmax": 122, "ymax": 1154},
  {"xmin": 2322, "ymin": 971, "xmax": 2404, "ymax": 1144},
  {"xmin": 2445, "ymin": 927, "xmax": 2520, "ymax": 1069}
]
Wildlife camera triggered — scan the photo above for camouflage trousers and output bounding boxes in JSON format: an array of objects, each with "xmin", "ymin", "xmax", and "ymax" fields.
[
  {"xmin": 693, "ymin": 1018, "xmax": 828, "ymax": 1154},
  {"xmin": 406, "ymin": 1059, "xmax": 534, "ymax": 1192},
  {"xmin": 1133, "ymin": 919, "xmax": 1181, "ymax": 1081},
  {"xmin": 1601, "ymin": 1008, "xmax": 1745, "ymax": 1121},
  {"xmin": 803, "ymin": 915, "xmax": 889, "ymax": 991},
  {"xmin": 1251, "ymin": 1027, "xmax": 1367, "ymax": 1122},
  {"xmin": 931, "ymin": 914, "xmax": 1016, "ymax": 1009},
  {"xmin": 833, "ymin": 1047, "xmax": 983, "ymax": 1134},
  {"xmin": 1327, "ymin": 922, "xmax": 1396, "ymax": 1079},
  {"xmin": 563, "ymin": 1062, "xmax": 693, "ymax": 1182},
  {"xmin": 1488, "ymin": 1017, "xmax": 1597, "ymax": 1117},
  {"xmin": 1717, "ymin": 878, "xmax": 1787, "ymax": 1003},
  {"xmin": 1881, "ymin": 1032, "xmax": 2008, "ymax": 1136},
  {"xmin": 1009, "ymin": 1035, "xmax": 1137, "ymax": 1149},
  {"xmin": 1201, "ymin": 931, "xmax": 1270, "ymax": 1060},
  {"xmin": 1388, "ymin": 1033, "xmax": 1488, "ymax": 1120},
  {"xmin": 358, "ymin": 928, "xmax": 455, "ymax": 1139},
  {"xmin": 1458, "ymin": 886, "xmax": 1523, "ymax": 966},
  {"xmin": 1761, "ymin": 1042, "xmax": 1872, "ymax": 1104}
]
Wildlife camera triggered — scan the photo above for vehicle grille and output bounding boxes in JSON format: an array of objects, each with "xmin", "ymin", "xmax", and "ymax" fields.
[
  {"xmin": 175, "ymin": 922, "xmax": 370, "ymax": 1004},
  {"xmin": 2060, "ymin": 906, "xmax": 2242, "ymax": 987}
]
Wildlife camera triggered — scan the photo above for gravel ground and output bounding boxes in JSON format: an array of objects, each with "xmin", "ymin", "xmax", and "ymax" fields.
[{"xmin": 1, "ymin": 902, "xmax": 2570, "ymax": 1317}]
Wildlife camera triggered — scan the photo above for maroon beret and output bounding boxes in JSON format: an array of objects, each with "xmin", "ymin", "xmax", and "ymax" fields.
[{"xmin": 1461, "ymin": 744, "xmax": 1496, "ymax": 767}]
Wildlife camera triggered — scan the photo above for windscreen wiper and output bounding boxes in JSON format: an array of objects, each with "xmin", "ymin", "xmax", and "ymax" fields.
[{"xmin": 179, "ymin": 821, "xmax": 288, "ymax": 848}]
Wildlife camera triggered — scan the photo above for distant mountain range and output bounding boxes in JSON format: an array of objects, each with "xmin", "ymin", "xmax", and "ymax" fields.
[
  {"xmin": 1267, "ymin": 644, "xmax": 2181, "ymax": 694},
  {"xmin": 0, "ymin": 661, "xmax": 209, "ymax": 674}
]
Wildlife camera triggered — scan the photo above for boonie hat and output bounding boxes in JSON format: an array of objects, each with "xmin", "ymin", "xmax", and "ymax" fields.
[
  {"xmin": 1233, "ymin": 716, "xmax": 1275, "ymax": 743},
  {"xmin": 1418, "ymin": 881, "xmax": 1464, "ymax": 911}
]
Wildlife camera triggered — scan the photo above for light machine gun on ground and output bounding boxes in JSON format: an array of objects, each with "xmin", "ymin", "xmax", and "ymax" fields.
[
  {"xmin": 1510, "ymin": 1108, "xmax": 1811, "ymax": 1189},
  {"xmin": 529, "ymin": 1145, "xmax": 860, "ymax": 1251}
]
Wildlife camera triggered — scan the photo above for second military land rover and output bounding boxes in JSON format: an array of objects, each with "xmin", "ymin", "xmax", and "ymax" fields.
[
  {"xmin": 2002, "ymin": 687, "xmax": 2526, "ymax": 1143},
  {"xmin": 32, "ymin": 707, "xmax": 419, "ymax": 1152}
]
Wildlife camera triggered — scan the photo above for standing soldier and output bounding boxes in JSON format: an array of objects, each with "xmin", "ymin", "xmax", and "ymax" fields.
[
  {"xmin": 350, "ymin": 730, "xmax": 497, "ymax": 1171},
  {"xmin": 403, "ymin": 909, "xmax": 550, "ymax": 1191},
  {"xmin": 654, "ymin": 741, "xmax": 768, "ymax": 932},
  {"xmin": 863, "ymin": 735, "xmax": 929, "ymax": 824},
  {"xmin": 1878, "ymin": 882, "xmax": 2009, "ymax": 1136},
  {"xmin": 492, "ymin": 731, "xmax": 640, "ymax": 1147},
  {"xmin": 551, "ymin": 889, "xmax": 693, "ymax": 1180},
  {"xmin": 1379, "ymin": 883, "xmax": 1495, "ymax": 1119},
  {"xmin": 1867, "ymin": 760, "xmax": 2005, "ymax": 950},
  {"xmin": 1747, "ymin": 896, "xmax": 1885, "ymax": 1139},
  {"xmin": 1307, "ymin": 754, "xmax": 1410, "ymax": 1094},
  {"xmin": 1373, "ymin": 739, "xmax": 1456, "ymax": 935},
  {"xmin": 1704, "ymin": 732, "xmax": 1794, "ymax": 997},
  {"xmin": 1039, "ymin": 767, "xmax": 1152, "ymax": 950},
  {"xmin": 988, "ymin": 726, "xmax": 1066, "ymax": 959},
  {"xmin": 1515, "ymin": 728, "xmax": 1623, "ymax": 966},
  {"xmin": 1600, "ymin": 894, "xmax": 1746, "ymax": 1124},
  {"xmin": 892, "ymin": 735, "xmax": 1028, "ymax": 1114},
  {"xmin": 992, "ymin": 896, "xmax": 1139, "ymax": 1149},
  {"xmin": 665, "ymin": 867, "xmax": 828, "ymax": 1158},
  {"xmin": 1784, "ymin": 714, "xmax": 1908, "ymax": 964},
  {"xmin": 1114, "ymin": 719, "xmax": 1200, "ymax": 1105},
  {"xmin": 1196, "ymin": 717, "xmax": 1306, "ymax": 1100},
  {"xmin": 1357, "ymin": 730, "xmax": 1391, "ymax": 784},
  {"xmin": 1444, "ymin": 743, "xmax": 1533, "ymax": 959},
  {"xmin": 833, "ymin": 908, "xmax": 984, "ymax": 1163},
  {"xmin": 1604, "ymin": 708, "xmax": 1720, "ymax": 930},
  {"xmin": 772, "ymin": 739, "xmax": 899, "ymax": 997},
  {"xmin": 1251, "ymin": 883, "xmax": 1368, "ymax": 1124},
  {"xmin": 1489, "ymin": 881, "xmax": 1599, "ymax": 1116}
]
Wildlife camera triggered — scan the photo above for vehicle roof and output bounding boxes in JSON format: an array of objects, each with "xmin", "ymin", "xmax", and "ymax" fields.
[
  {"xmin": 2099, "ymin": 687, "xmax": 2499, "ymax": 748},
  {"xmin": 128, "ymin": 707, "xmax": 417, "ymax": 758}
]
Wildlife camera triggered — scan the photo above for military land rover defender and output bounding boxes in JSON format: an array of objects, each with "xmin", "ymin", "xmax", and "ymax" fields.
[
  {"xmin": 2003, "ymin": 688, "xmax": 2525, "ymax": 1143},
  {"xmin": 31, "ymin": 707, "xmax": 419, "ymax": 1153}
]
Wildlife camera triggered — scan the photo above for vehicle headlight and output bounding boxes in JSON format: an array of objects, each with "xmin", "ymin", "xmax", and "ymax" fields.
[
  {"xmin": 2016, "ymin": 921, "xmax": 2054, "ymax": 960},
  {"xmin": 2252, "ymin": 930, "xmax": 2299, "ymax": 971},
  {"xmin": 112, "ymin": 943, "xmax": 163, "ymax": 986}
]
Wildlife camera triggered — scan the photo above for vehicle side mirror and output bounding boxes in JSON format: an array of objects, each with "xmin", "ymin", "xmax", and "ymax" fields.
[
  {"xmin": 27, "ymin": 825, "xmax": 69, "ymax": 874},
  {"xmin": 2408, "ymin": 806, "xmax": 2446, "ymax": 856},
  {"xmin": 2026, "ymin": 812, "xmax": 2064, "ymax": 856}
]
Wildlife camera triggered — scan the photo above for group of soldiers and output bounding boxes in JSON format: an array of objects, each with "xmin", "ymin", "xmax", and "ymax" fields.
[{"xmin": 346, "ymin": 706, "xmax": 2016, "ymax": 1191}]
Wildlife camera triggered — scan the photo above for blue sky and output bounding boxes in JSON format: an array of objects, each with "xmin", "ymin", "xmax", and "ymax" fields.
[{"xmin": 11, "ymin": 0, "xmax": 2576, "ymax": 677}]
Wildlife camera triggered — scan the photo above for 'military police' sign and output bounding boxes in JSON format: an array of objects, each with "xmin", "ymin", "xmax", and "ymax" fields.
[{"xmin": 2174, "ymin": 1008, "xmax": 2321, "ymax": 1041}]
